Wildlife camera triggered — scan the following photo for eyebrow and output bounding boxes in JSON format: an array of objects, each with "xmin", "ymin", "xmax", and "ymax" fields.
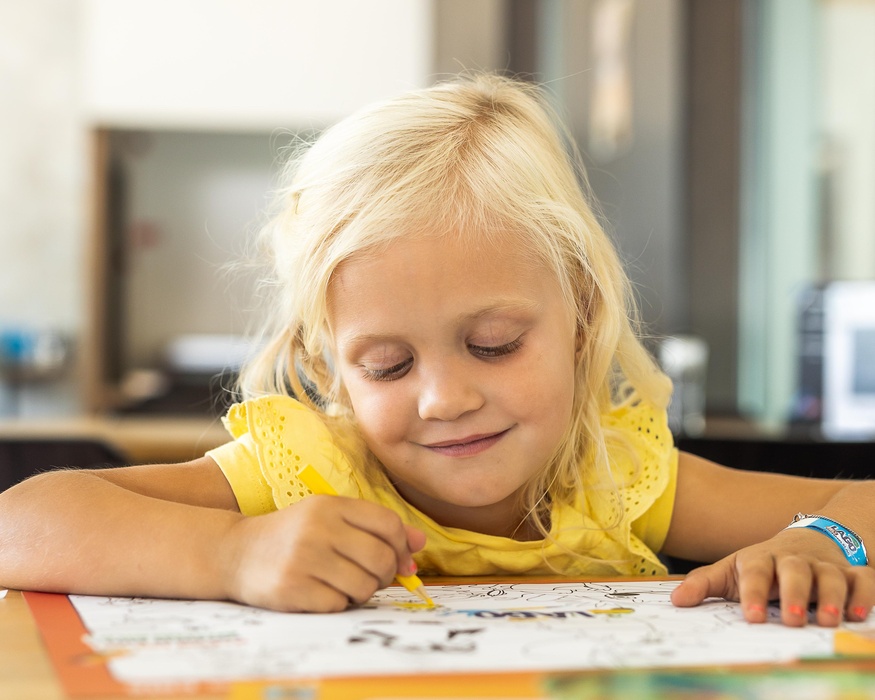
[
  {"xmin": 457, "ymin": 298, "xmax": 542, "ymax": 323},
  {"xmin": 337, "ymin": 298, "xmax": 542, "ymax": 349}
]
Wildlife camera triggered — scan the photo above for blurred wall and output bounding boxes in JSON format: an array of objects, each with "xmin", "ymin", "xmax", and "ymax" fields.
[
  {"xmin": 538, "ymin": 0, "xmax": 687, "ymax": 338},
  {"xmin": 0, "ymin": 1, "xmax": 86, "ymax": 415},
  {"xmin": 0, "ymin": 1, "xmax": 85, "ymax": 333}
]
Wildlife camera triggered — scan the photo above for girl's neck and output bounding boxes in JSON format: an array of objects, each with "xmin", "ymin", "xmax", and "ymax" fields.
[{"xmin": 392, "ymin": 481, "xmax": 546, "ymax": 541}]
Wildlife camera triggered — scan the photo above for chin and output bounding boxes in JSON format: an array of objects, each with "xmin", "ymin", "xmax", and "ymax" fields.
[{"xmin": 436, "ymin": 487, "xmax": 520, "ymax": 510}]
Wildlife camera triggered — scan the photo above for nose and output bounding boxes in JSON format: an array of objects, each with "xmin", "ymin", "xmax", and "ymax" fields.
[{"xmin": 417, "ymin": 358, "xmax": 485, "ymax": 422}]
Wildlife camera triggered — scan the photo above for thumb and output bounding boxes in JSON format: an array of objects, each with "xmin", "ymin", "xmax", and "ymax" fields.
[
  {"xmin": 405, "ymin": 525, "xmax": 426, "ymax": 554},
  {"xmin": 397, "ymin": 525, "xmax": 426, "ymax": 577},
  {"xmin": 670, "ymin": 562, "xmax": 735, "ymax": 608}
]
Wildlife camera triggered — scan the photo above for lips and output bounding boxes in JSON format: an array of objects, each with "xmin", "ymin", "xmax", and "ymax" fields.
[{"xmin": 422, "ymin": 429, "xmax": 510, "ymax": 457}]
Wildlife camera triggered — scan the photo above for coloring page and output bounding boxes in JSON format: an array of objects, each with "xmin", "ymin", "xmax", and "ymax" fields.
[{"xmin": 69, "ymin": 581, "xmax": 859, "ymax": 686}]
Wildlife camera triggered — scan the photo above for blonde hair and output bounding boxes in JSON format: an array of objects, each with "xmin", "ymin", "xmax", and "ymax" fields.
[{"xmin": 239, "ymin": 72, "xmax": 671, "ymax": 540}]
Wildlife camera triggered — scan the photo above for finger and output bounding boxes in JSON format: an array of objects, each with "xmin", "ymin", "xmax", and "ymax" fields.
[
  {"xmin": 846, "ymin": 567, "xmax": 875, "ymax": 622},
  {"xmin": 306, "ymin": 544, "xmax": 385, "ymax": 606},
  {"xmin": 322, "ymin": 563, "xmax": 382, "ymax": 607},
  {"xmin": 774, "ymin": 555, "xmax": 813, "ymax": 627},
  {"xmin": 335, "ymin": 499, "xmax": 414, "ymax": 566},
  {"xmin": 279, "ymin": 577, "xmax": 352, "ymax": 614},
  {"xmin": 670, "ymin": 562, "xmax": 736, "ymax": 608},
  {"xmin": 735, "ymin": 552, "xmax": 778, "ymax": 624},
  {"xmin": 273, "ymin": 524, "xmax": 384, "ymax": 609},
  {"xmin": 812, "ymin": 562, "xmax": 848, "ymax": 627},
  {"xmin": 259, "ymin": 550, "xmax": 359, "ymax": 614},
  {"xmin": 331, "ymin": 526, "xmax": 400, "ymax": 589}
]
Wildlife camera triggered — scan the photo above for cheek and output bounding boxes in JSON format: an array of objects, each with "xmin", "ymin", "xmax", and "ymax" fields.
[
  {"xmin": 495, "ymin": 363, "xmax": 570, "ymax": 431},
  {"xmin": 520, "ymin": 348, "xmax": 577, "ymax": 431},
  {"xmin": 529, "ymin": 339, "xmax": 577, "ymax": 395},
  {"xmin": 529, "ymin": 376, "xmax": 575, "ymax": 428},
  {"xmin": 343, "ymin": 374, "xmax": 409, "ymax": 447}
]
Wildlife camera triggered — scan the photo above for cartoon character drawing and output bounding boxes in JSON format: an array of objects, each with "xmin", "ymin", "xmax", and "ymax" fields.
[{"xmin": 348, "ymin": 620, "xmax": 484, "ymax": 654}]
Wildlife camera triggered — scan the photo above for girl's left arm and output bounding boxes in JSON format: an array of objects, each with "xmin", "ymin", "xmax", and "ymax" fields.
[{"xmin": 663, "ymin": 450, "xmax": 875, "ymax": 627}]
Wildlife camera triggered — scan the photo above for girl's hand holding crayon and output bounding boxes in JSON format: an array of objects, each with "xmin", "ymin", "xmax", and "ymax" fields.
[{"xmin": 224, "ymin": 495, "xmax": 425, "ymax": 613}]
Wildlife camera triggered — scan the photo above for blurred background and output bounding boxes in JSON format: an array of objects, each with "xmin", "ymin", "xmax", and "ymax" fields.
[{"xmin": 2, "ymin": 0, "xmax": 874, "ymax": 450}]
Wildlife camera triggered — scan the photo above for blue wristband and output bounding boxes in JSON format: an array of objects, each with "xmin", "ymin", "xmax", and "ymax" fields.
[{"xmin": 785, "ymin": 513, "xmax": 868, "ymax": 566}]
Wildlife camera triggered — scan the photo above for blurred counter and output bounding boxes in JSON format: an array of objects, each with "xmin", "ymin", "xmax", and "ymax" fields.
[{"xmin": 0, "ymin": 415, "xmax": 230, "ymax": 466}]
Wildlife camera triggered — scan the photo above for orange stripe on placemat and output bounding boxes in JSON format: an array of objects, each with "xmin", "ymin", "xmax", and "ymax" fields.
[
  {"xmin": 23, "ymin": 591, "xmax": 126, "ymax": 696},
  {"xmin": 230, "ymin": 672, "xmax": 545, "ymax": 700}
]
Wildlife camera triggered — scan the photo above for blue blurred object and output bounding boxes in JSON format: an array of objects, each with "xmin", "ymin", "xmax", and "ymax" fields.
[
  {"xmin": 0, "ymin": 327, "xmax": 72, "ymax": 417},
  {"xmin": 0, "ymin": 328, "xmax": 37, "ymax": 367}
]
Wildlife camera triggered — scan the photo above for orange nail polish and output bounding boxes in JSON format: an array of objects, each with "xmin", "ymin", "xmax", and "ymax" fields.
[
  {"xmin": 822, "ymin": 605, "xmax": 840, "ymax": 617},
  {"xmin": 854, "ymin": 606, "xmax": 869, "ymax": 620},
  {"xmin": 747, "ymin": 604, "xmax": 766, "ymax": 614},
  {"xmin": 788, "ymin": 604, "xmax": 805, "ymax": 617}
]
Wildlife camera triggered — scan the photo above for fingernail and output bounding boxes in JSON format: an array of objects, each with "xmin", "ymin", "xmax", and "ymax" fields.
[
  {"xmin": 788, "ymin": 604, "xmax": 805, "ymax": 618},
  {"xmin": 854, "ymin": 606, "xmax": 869, "ymax": 620},
  {"xmin": 745, "ymin": 604, "xmax": 766, "ymax": 622},
  {"xmin": 404, "ymin": 560, "xmax": 418, "ymax": 576},
  {"xmin": 822, "ymin": 605, "xmax": 840, "ymax": 617}
]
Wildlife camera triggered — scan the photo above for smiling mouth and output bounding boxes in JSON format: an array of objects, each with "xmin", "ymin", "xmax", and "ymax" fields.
[{"xmin": 422, "ymin": 429, "xmax": 510, "ymax": 457}]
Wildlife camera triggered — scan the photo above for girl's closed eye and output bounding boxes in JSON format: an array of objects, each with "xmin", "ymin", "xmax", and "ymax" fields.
[
  {"xmin": 361, "ymin": 356, "xmax": 412, "ymax": 381},
  {"xmin": 468, "ymin": 336, "xmax": 524, "ymax": 359}
]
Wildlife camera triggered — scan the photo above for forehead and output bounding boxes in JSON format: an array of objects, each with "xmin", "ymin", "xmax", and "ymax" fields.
[
  {"xmin": 330, "ymin": 231, "xmax": 539, "ymax": 295},
  {"xmin": 326, "ymin": 232, "xmax": 568, "ymax": 337}
]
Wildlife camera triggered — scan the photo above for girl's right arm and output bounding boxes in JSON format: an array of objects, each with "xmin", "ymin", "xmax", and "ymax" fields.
[{"xmin": 0, "ymin": 458, "xmax": 423, "ymax": 612}]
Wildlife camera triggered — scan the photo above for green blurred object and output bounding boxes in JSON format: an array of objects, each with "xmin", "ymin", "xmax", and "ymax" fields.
[{"xmin": 545, "ymin": 668, "xmax": 875, "ymax": 699}]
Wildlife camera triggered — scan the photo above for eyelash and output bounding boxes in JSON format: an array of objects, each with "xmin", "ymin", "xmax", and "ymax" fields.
[
  {"xmin": 361, "ymin": 338, "xmax": 524, "ymax": 382},
  {"xmin": 364, "ymin": 359, "xmax": 412, "ymax": 382},
  {"xmin": 469, "ymin": 337, "xmax": 523, "ymax": 359}
]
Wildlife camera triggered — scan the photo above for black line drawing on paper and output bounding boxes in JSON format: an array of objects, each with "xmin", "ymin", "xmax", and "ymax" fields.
[{"xmin": 349, "ymin": 621, "xmax": 485, "ymax": 654}]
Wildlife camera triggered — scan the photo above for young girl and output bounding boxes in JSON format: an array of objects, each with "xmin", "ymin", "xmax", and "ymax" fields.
[{"xmin": 1, "ymin": 74, "xmax": 873, "ymax": 628}]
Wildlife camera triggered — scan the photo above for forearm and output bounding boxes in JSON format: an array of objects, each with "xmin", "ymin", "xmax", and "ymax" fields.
[{"xmin": 0, "ymin": 470, "xmax": 243, "ymax": 600}]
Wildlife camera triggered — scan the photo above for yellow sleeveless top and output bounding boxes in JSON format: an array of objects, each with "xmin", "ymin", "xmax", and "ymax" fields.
[{"xmin": 207, "ymin": 395, "xmax": 677, "ymax": 577}]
